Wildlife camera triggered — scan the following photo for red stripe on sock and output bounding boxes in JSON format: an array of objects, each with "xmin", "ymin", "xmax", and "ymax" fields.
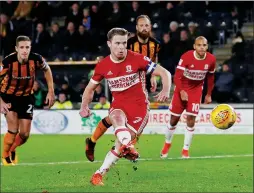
[
  {"xmin": 110, "ymin": 150, "xmax": 122, "ymax": 158},
  {"xmin": 186, "ymin": 127, "xmax": 195, "ymax": 132},
  {"xmin": 167, "ymin": 126, "xmax": 176, "ymax": 130},
  {"xmin": 114, "ymin": 128, "xmax": 129, "ymax": 136},
  {"xmin": 167, "ymin": 124, "xmax": 176, "ymax": 130}
]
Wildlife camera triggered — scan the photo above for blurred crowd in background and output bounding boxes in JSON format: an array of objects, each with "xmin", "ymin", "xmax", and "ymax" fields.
[{"xmin": 0, "ymin": 1, "xmax": 253, "ymax": 109}]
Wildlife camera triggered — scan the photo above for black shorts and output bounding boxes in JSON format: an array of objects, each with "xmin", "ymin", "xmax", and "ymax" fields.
[{"xmin": 1, "ymin": 94, "xmax": 35, "ymax": 120}]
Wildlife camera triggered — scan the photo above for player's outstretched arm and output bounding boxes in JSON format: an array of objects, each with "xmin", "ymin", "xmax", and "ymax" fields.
[
  {"xmin": 43, "ymin": 67, "xmax": 55, "ymax": 108},
  {"xmin": 80, "ymin": 81, "xmax": 98, "ymax": 118},
  {"xmin": 150, "ymin": 75, "xmax": 157, "ymax": 93},
  {"xmin": 152, "ymin": 65, "xmax": 172, "ymax": 102}
]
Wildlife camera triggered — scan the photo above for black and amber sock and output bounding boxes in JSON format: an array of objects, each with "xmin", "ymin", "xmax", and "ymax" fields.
[
  {"xmin": 3, "ymin": 156, "xmax": 12, "ymax": 164},
  {"xmin": 2, "ymin": 130, "xmax": 17, "ymax": 158},
  {"xmin": 10, "ymin": 134, "xmax": 27, "ymax": 152},
  {"xmin": 10, "ymin": 151, "xmax": 16, "ymax": 161},
  {"xmin": 91, "ymin": 117, "xmax": 112, "ymax": 143}
]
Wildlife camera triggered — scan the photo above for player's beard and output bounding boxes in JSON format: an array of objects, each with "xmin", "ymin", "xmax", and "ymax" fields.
[
  {"xmin": 18, "ymin": 54, "xmax": 28, "ymax": 63},
  {"xmin": 118, "ymin": 54, "xmax": 126, "ymax": 60},
  {"xmin": 137, "ymin": 31, "xmax": 150, "ymax": 40},
  {"xmin": 116, "ymin": 51, "xmax": 126, "ymax": 61},
  {"xmin": 196, "ymin": 51, "xmax": 206, "ymax": 59},
  {"xmin": 117, "ymin": 55, "xmax": 124, "ymax": 60},
  {"xmin": 21, "ymin": 57, "xmax": 28, "ymax": 63}
]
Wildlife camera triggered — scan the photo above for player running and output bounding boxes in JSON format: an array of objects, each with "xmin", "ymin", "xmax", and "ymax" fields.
[
  {"xmin": 79, "ymin": 28, "xmax": 171, "ymax": 186},
  {"xmin": 85, "ymin": 15, "xmax": 161, "ymax": 162},
  {"xmin": 0, "ymin": 36, "xmax": 55, "ymax": 166},
  {"xmin": 160, "ymin": 36, "xmax": 215, "ymax": 158}
]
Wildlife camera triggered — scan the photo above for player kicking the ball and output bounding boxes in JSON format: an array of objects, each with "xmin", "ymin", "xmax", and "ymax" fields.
[
  {"xmin": 80, "ymin": 28, "xmax": 171, "ymax": 186},
  {"xmin": 85, "ymin": 15, "xmax": 161, "ymax": 162},
  {"xmin": 160, "ymin": 36, "xmax": 215, "ymax": 159}
]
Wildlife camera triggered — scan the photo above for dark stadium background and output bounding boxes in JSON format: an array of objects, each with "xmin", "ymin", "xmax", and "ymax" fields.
[{"xmin": 0, "ymin": 1, "xmax": 253, "ymax": 109}]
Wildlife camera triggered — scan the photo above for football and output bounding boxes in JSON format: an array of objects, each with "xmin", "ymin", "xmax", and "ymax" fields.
[{"xmin": 210, "ymin": 104, "xmax": 237, "ymax": 130}]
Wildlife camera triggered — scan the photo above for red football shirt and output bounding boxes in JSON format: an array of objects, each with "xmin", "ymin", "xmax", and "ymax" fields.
[
  {"xmin": 174, "ymin": 50, "xmax": 216, "ymax": 91},
  {"xmin": 91, "ymin": 50, "xmax": 157, "ymax": 104}
]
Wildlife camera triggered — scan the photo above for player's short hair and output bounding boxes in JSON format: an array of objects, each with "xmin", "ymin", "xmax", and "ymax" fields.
[
  {"xmin": 195, "ymin": 36, "xmax": 208, "ymax": 43},
  {"xmin": 16, "ymin": 36, "xmax": 31, "ymax": 46},
  {"xmin": 107, "ymin": 28, "xmax": 128, "ymax": 40},
  {"xmin": 136, "ymin": 15, "xmax": 151, "ymax": 24}
]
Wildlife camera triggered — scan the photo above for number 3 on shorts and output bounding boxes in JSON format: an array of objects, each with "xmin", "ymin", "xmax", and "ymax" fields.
[
  {"xmin": 191, "ymin": 103, "xmax": 199, "ymax": 112},
  {"xmin": 27, "ymin": 104, "xmax": 34, "ymax": 114}
]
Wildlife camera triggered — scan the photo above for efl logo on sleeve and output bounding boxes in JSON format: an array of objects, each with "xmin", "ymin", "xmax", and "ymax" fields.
[
  {"xmin": 178, "ymin": 59, "xmax": 183, "ymax": 66},
  {"xmin": 143, "ymin": 56, "xmax": 151, "ymax": 62}
]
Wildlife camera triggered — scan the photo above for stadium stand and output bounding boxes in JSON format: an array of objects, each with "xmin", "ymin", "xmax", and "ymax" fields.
[{"xmin": 0, "ymin": 1, "xmax": 253, "ymax": 108}]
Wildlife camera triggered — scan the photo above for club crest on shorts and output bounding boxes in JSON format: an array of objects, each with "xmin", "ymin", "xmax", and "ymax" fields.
[{"xmin": 126, "ymin": 65, "xmax": 132, "ymax": 73}]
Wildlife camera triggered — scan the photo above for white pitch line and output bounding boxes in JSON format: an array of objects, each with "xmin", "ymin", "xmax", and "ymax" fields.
[{"xmin": 1, "ymin": 154, "xmax": 253, "ymax": 166}]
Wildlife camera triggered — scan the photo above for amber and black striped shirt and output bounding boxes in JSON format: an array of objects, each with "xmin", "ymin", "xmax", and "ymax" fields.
[
  {"xmin": 127, "ymin": 35, "xmax": 161, "ymax": 62},
  {"xmin": 0, "ymin": 52, "xmax": 49, "ymax": 96}
]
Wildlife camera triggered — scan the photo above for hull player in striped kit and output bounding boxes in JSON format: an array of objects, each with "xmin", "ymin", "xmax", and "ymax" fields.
[{"xmin": 0, "ymin": 36, "xmax": 55, "ymax": 166}]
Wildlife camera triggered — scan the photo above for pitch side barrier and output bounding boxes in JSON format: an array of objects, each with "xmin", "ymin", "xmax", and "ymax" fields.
[{"xmin": 0, "ymin": 104, "xmax": 253, "ymax": 134}]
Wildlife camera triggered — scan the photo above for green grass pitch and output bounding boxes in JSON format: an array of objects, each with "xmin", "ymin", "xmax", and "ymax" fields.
[{"xmin": 1, "ymin": 134, "xmax": 253, "ymax": 192}]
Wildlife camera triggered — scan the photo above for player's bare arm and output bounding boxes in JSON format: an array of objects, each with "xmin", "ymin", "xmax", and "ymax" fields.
[
  {"xmin": 150, "ymin": 61, "xmax": 158, "ymax": 92},
  {"xmin": 0, "ymin": 63, "xmax": 11, "ymax": 114},
  {"xmin": 43, "ymin": 67, "xmax": 55, "ymax": 108},
  {"xmin": 152, "ymin": 65, "xmax": 171, "ymax": 102},
  {"xmin": 80, "ymin": 81, "xmax": 98, "ymax": 118},
  {"xmin": 149, "ymin": 45, "xmax": 160, "ymax": 93},
  {"xmin": 150, "ymin": 46, "xmax": 161, "ymax": 93},
  {"xmin": 150, "ymin": 76, "xmax": 157, "ymax": 92},
  {"xmin": 0, "ymin": 97, "xmax": 11, "ymax": 114}
]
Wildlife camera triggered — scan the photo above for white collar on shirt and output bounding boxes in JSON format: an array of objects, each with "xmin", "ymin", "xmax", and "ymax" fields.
[
  {"xmin": 193, "ymin": 50, "xmax": 207, "ymax": 60},
  {"xmin": 110, "ymin": 53, "xmax": 127, "ymax": 63}
]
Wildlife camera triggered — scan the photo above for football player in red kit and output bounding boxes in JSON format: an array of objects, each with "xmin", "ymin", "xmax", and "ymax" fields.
[
  {"xmin": 80, "ymin": 28, "xmax": 171, "ymax": 185},
  {"xmin": 160, "ymin": 36, "xmax": 215, "ymax": 158}
]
